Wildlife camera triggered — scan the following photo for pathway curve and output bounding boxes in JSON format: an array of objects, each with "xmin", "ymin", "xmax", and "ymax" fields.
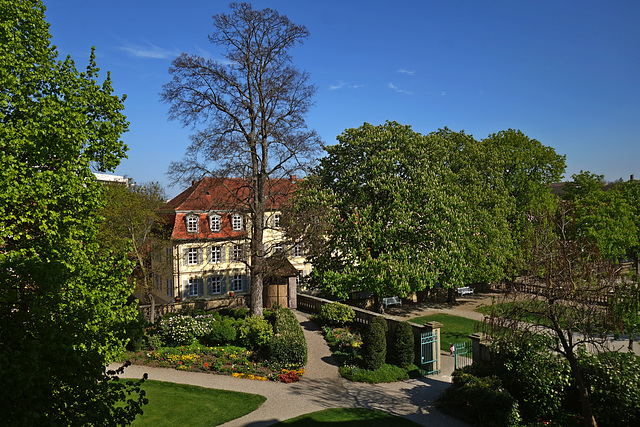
[{"xmin": 111, "ymin": 310, "xmax": 470, "ymax": 426}]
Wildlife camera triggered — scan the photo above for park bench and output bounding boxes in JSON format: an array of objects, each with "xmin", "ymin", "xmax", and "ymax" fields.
[
  {"xmin": 457, "ymin": 286, "xmax": 474, "ymax": 297},
  {"xmin": 382, "ymin": 296, "xmax": 402, "ymax": 309}
]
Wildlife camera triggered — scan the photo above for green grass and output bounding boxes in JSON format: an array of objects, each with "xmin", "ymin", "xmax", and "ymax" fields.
[
  {"xmin": 275, "ymin": 408, "xmax": 421, "ymax": 426},
  {"xmin": 130, "ymin": 380, "xmax": 266, "ymax": 426},
  {"xmin": 339, "ymin": 363, "xmax": 420, "ymax": 383},
  {"xmin": 409, "ymin": 313, "xmax": 481, "ymax": 351}
]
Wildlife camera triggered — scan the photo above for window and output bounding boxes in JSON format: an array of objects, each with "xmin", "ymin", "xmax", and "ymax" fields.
[
  {"xmin": 186, "ymin": 215, "xmax": 199, "ymax": 233},
  {"xmin": 273, "ymin": 242, "xmax": 283, "ymax": 253},
  {"xmin": 187, "ymin": 278, "xmax": 200, "ymax": 297},
  {"xmin": 231, "ymin": 274, "xmax": 244, "ymax": 292},
  {"xmin": 232, "ymin": 244, "xmax": 244, "ymax": 262},
  {"xmin": 187, "ymin": 247, "xmax": 199, "ymax": 265},
  {"xmin": 210, "ymin": 245, "xmax": 222, "ymax": 263},
  {"xmin": 166, "ymin": 278, "xmax": 173, "ymax": 297},
  {"xmin": 208, "ymin": 276, "xmax": 222, "ymax": 294},
  {"xmin": 232, "ymin": 214, "xmax": 243, "ymax": 231},
  {"xmin": 296, "ymin": 270, "xmax": 303, "ymax": 287},
  {"xmin": 293, "ymin": 243, "xmax": 304, "ymax": 257},
  {"xmin": 273, "ymin": 214, "xmax": 281, "ymax": 228},
  {"xmin": 210, "ymin": 215, "xmax": 221, "ymax": 232}
]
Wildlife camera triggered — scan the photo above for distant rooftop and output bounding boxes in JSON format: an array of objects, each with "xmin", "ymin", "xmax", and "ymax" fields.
[{"xmin": 93, "ymin": 173, "xmax": 128, "ymax": 185}]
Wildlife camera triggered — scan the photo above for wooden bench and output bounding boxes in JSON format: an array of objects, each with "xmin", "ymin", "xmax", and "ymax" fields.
[
  {"xmin": 457, "ymin": 286, "xmax": 474, "ymax": 297},
  {"xmin": 382, "ymin": 296, "xmax": 402, "ymax": 309}
]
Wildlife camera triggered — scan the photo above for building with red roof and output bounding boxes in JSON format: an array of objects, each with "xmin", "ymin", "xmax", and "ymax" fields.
[{"xmin": 157, "ymin": 176, "xmax": 310, "ymax": 309}]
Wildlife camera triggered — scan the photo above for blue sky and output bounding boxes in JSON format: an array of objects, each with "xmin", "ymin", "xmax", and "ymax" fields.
[{"xmin": 43, "ymin": 0, "xmax": 640, "ymax": 197}]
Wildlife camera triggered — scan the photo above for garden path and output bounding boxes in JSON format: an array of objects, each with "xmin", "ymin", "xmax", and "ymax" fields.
[{"xmin": 111, "ymin": 310, "xmax": 469, "ymax": 426}]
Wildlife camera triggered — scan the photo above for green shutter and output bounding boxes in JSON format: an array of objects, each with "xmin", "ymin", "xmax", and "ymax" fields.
[{"xmin": 198, "ymin": 278, "xmax": 204, "ymax": 296}]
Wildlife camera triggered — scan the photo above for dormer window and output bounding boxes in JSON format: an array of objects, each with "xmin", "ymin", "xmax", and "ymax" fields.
[
  {"xmin": 209, "ymin": 214, "xmax": 221, "ymax": 232},
  {"xmin": 186, "ymin": 214, "xmax": 199, "ymax": 233},
  {"xmin": 273, "ymin": 214, "xmax": 281, "ymax": 228},
  {"xmin": 232, "ymin": 213, "xmax": 243, "ymax": 231}
]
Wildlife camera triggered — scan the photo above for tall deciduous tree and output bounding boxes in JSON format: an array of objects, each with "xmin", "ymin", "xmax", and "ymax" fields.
[
  {"xmin": 294, "ymin": 122, "xmax": 513, "ymax": 308},
  {"xmin": 480, "ymin": 129, "xmax": 566, "ymax": 273},
  {"xmin": 98, "ymin": 181, "xmax": 171, "ymax": 323},
  {"xmin": 161, "ymin": 2, "xmax": 321, "ymax": 316},
  {"xmin": 0, "ymin": 1, "xmax": 145, "ymax": 424}
]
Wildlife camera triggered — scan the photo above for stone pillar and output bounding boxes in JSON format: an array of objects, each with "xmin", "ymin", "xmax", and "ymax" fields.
[{"xmin": 469, "ymin": 332, "xmax": 491, "ymax": 363}]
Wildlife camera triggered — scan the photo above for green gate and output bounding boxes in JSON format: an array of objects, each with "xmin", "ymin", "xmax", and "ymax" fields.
[
  {"xmin": 453, "ymin": 340, "xmax": 473, "ymax": 370},
  {"xmin": 420, "ymin": 330, "xmax": 439, "ymax": 375}
]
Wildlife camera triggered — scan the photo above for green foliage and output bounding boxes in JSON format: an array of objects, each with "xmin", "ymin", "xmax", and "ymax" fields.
[
  {"xmin": 490, "ymin": 335, "xmax": 571, "ymax": 421},
  {"xmin": 392, "ymin": 322, "xmax": 415, "ymax": 368},
  {"xmin": 576, "ymin": 351, "xmax": 640, "ymax": 427},
  {"xmin": 202, "ymin": 318, "xmax": 237, "ymax": 346},
  {"xmin": 362, "ymin": 316, "xmax": 387, "ymax": 370},
  {"xmin": 126, "ymin": 309, "xmax": 150, "ymax": 352},
  {"xmin": 269, "ymin": 307, "xmax": 308, "ymax": 365},
  {"xmin": 437, "ymin": 368, "xmax": 520, "ymax": 427},
  {"xmin": 339, "ymin": 363, "xmax": 410, "ymax": 383},
  {"xmin": 318, "ymin": 302, "xmax": 355, "ymax": 326},
  {"xmin": 0, "ymin": 1, "xmax": 146, "ymax": 424},
  {"xmin": 239, "ymin": 316, "xmax": 274, "ymax": 350},
  {"xmin": 298, "ymin": 122, "xmax": 518, "ymax": 302}
]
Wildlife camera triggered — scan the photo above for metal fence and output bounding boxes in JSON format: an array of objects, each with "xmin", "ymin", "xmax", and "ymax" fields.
[{"xmin": 453, "ymin": 340, "xmax": 473, "ymax": 370}]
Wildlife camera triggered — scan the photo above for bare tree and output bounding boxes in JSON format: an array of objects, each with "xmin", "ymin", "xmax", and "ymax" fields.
[
  {"xmin": 486, "ymin": 205, "xmax": 628, "ymax": 427},
  {"xmin": 161, "ymin": 3, "xmax": 321, "ymax": 315}
]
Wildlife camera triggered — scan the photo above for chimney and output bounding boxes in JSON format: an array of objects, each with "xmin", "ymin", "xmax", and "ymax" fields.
[{"xmin": 631, "ymin": 174, "xmax": 635, "ymax": 181}]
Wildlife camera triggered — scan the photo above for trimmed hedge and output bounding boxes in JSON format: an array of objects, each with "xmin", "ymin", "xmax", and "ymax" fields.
[
  {"xmin": 393, "ymin": 321, "xmax": 415, "ymax": 368},
  {"xmin": 268, "ymin": 307, "xmax": 308, "ymax": 365},
  {"xmin": 362, "ymin": 316, "xmax": 387, "ymax": 371},
  {"xmin": 202, "ymin": 318, "xmax": 237, "ymax": 346}
]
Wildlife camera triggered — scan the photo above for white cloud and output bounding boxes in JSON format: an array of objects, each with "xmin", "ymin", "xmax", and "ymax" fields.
[
  {"xmin": 398, "ymin": 69, "xmax": 416, "ymax": 76},
  {"xmin": 329, "ymin": 81, "xmax": 362, "ymax": 90},
  {"xmin": 388, "ymin": 82, "xmax": 413, "ymax": 95},
  {"xmin": 119, "ymin": 41, "xmax": 179, "ymax": 59},
  {"xmin": 440, "ymin": 91, "xmax": 447, "ymax": 96}
]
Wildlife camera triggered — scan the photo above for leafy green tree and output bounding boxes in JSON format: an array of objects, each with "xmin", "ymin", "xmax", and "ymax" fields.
[
  {"xmin": 0, "ymin": 1, "xmax": 145, "ymax": 424},
  {"xmin": 480, "ymin": 129, "xmax": 566, "ymax": 273},
  {"xmin": 161, "ymin": 3, "xmax": 321, "ymax": 316},
  {"xmin": 562, "ymin": 170, "xmax": 605, "ymax": 202},
  {"xmin": 295, "ymin": 122, "xmax": 513, "ymax": 307},
  {"xmin": 98, "ymin": 180, "xmax": 171, "ymax": 322}
]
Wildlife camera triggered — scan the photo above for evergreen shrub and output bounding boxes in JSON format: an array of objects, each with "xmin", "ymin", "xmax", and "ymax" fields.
[
  {"xmin": 202, "ymin": 318, "xmax": 237, "ymax": 346},
  {"xmin": 268, "ymin": 307, "xmax": 307, "ymax": 365},
  {"xmin": 238, "ymin": 316, "xmax": 273, "ymax": 350},
  {"xmin": 362, "ymin": 316, "xmax": 387, "ymax": 370},
  {"xmin": 393, "ymin": 321, "xmax": 415, "ymax": 368}
]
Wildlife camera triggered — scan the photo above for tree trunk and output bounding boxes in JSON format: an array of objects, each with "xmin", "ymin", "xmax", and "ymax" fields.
[
  {"xmin": 629, "ymin": 333, "xmax": 635, "ymax": 352},
  {"xmin": 568, "ymin": 355, "xmax": 597, "ymax": 427},
  {"xmin": 148, "ymin": 293, "xmax": 156, "ymax": 324},
  {"xmin": 447, "ymin": 287, "xmax": 456, "ymax": 304}
]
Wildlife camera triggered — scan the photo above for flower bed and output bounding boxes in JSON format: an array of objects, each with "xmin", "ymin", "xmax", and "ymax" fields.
[{"xmin": 125, "ymin": 343, "xmax": 305, "ymax": 382}]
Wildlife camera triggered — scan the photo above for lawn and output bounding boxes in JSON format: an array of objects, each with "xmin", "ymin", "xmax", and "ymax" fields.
[
  {"xmin": 275, "ymin": 408, "xmax": 421, "ymax": 426},
  {"xmin": 130, "ymin": 380, "xmax": 265, "ymax": 426},
  {"xmin": 409, "ymin": 313, "xmax": 481, "ymax": 351}
]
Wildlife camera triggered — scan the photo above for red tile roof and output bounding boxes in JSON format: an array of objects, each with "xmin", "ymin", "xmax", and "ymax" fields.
[{"xmin": 163, "ymin": 177, "xmax": 298, "ymax": 240}]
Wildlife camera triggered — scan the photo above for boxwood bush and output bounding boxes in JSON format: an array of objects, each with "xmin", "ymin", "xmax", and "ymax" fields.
[
  {"xmin": 393, "ymin": 321, "xmax": 415, "ymax": 368},
  {"xmin": 268, "ymin": 307, "xmax": 307, "ymax": 365},
  {"xmin": 202, "ymin": 318, "xmax": 237, "ymax": 346},
  {"xmin": 362, "ymin": 316, "xmax": 387, "ymax": 370}
]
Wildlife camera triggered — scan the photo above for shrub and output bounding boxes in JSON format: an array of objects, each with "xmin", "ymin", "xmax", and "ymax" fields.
[
  {"xmin": 577, "ymin": 350, "xmax": 640, "ymax": 427},
  {"xmin": 268, "ymin": 307, "xmax": 307, "ymax": 365},
  {"xmin": 125, "ymin": 309, "xmax": 148, "ymax": 351},
  {"xmin": 202, "ymin": 318, "xmax": 237, "ymax": 346},
  {"xmin": 155, "ymin": 313, "xmax": 218, "ymax": 346},
  {"xmin": 319, "ymin": 302, "xmax": 355, "ymax": 326},
  {"xmin": 362, "ymin": 316, "xmax": 387, "ymax": 370},
  {"xmin": 393, "ymin": 321, "xmax": 415, "ymax": 368},
  {"xmin": 437, "ymin": 368, "xmax": 520, "ymax": 427},
  {"xmin": 490, "ymin": 335, "xmax": 570, "ymax": 422},
  {"xmin": 238, "ymin": 316, "xmax": 273, "ymax": 350}
]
